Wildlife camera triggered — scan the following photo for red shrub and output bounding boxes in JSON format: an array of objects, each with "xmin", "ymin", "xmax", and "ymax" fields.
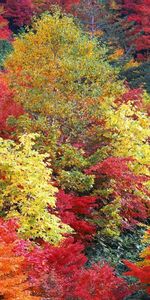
[
  {"xmin": 0, "ymin": 218, "xmax": 132, "ymax": 299},
  {"xmin": 0, "ymin": 218, "xmax": 19, "ymax": 243},
  {"xmin": 75, "ymin": 263, "xmax": 132, "ymax": 300},
  {"xmin": 4, "ymin": 0, "xmax": 34, "ymax": 27},
  {"xmin": 0, "ymin": 77, "xmax": 24, "ymax": 136},
  {"xmin": 86, "ymin": 157, "xmax": 149, "ymax": 229},
  {"xmin": 56, "ymin": 190, "xmax": 97, "ymax": 242},
  {"xmin": 115, "ymin": 88, "xmax": 144, "ymax": 109},
  {"xmin": 124, "ymin": 252, "xmax": 150, "ymax": 295},
  {"xmin": 123, "ymin": 0, "xmax": 150, "ymax": 59},
  {"xmin": 18, "ymin": 237, "xmax": 87, "ymax": 298},
  {"xmin": 0, "ymin": 218, "xmax": 40, "ymax": 300},
  {"xmin": 0, "ymin": 14, "xmax": 11, "ymax": 40},
  {"xmin": 17, "ymin": 237, "xmax": 131, "ymax": 299}
]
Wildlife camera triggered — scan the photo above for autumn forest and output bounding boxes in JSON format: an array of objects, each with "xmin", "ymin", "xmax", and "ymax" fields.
[{"xmin": 0, "ymin": 1, "xmax": 150, "ymax": 299}]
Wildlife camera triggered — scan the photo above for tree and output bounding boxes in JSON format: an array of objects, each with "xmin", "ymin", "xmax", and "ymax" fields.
[
  {"xmin": 4, "ymin": 0, "xmax": 34, "ymax": 28},
  {"xmin": 56, "ymin": 190, "xmax": 97, "ymax": 242},
  {"xmin": 0, "ymin": 9, "xmax": 11, "ymax": 40},
  {"xmin": 86, "ymin": 157, "xmax": 149, "ymax": 236},
  {"xmin": 123, "ymin": 0, "xmax": 150, "ymax": 60},
  {"xmin": 0, "ymin": 218, "xmax": 131, "ymax": 299},
  {"xmin": 0, "ymin": 77, "xmax": 24, "ymax": 137},
  {"xmin": 5, "ymin": 11, "xmax": 121, "ymax": 116},
  {"xmin": 0, "ymin": 134, "xmax": 71, "ymax": 243},
  {"xmin": 33, "ymin": 0, "xmax": 80, "ymax": 14},
  {"xmin": 4, "ymin": 10, "xmax": 125, "ymax": 157},
  {"xmin": 0, "ymin": 218, "xmax": 40, "ymax": 300},
  {"xmin": 3, "ymin": 0, "xmax": 80, "ymax": 29},
  {"xmin": 3, "ymin": 12, "xmax": 149, "ymax": 238},
  {"xmin": 120, "ymin": 60, "xmax": 150, "ymax": 94},
  {"xmin": 0, "ymin": 7, "xmax": 12, "ymax": 67}
]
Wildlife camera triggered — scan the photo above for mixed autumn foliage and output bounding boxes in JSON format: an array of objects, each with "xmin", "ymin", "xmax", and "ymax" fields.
[{"xmin": 0, "ymin": 1, "xmax": 149, "ymax": 299}]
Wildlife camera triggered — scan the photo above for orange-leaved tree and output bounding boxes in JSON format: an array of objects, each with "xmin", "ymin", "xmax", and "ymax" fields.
[{"xmin": 0, "ymin": 218, "xmax": 40, "ymax": 300}]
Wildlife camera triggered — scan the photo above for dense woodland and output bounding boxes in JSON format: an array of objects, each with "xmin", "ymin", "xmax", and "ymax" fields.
[{"xmin": 0, "ymin": 1, "xmax": 150, "ymax": 299}]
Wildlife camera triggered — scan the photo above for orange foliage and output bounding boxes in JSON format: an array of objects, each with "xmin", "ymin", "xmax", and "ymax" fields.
[
  {"xmin": 0, "ymin": 243, "xmax": 40, "ymax": 300},
  {"xmin": 0, "ymin": 218, "xmax": 40, "ymax": 300}
]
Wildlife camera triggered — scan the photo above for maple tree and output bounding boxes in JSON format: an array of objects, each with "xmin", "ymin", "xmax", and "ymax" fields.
[
  {"xmin": 86, "ymin": 157, "xmax": 150, "ymax": 236},
  {"xmin": 123, "ymin": 0, "xmax": 150, "ymax": 60},
  {"xmin": 0, "ymin": 77, "xmax": 24, "ymax": 137},
  {"xmin": 0, "ymin": 218, "xmax": 132, "ymax": 299},
  {"xmin": 56, "ymin": 190, "xmax": 97, "ymax": 242},
  {"xmin": 0, "ymin": 218, "xmax": 40, "ymax": 300},
  {"xmin": 4, "ymin": 0, "xmax": 34, "ymax": 28},
  {"xmin": 0, "ymin": 7, "xmax": 12, "ymax": 67},
  {"xmin": 0, "ymin": 11, "xmax": 11, "ymax": 40}
]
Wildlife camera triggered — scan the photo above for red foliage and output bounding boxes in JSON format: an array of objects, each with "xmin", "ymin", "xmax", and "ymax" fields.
[
  {"xmin": 3, "ymin": 0, "xmax": 80, "ymax": 27},
  {"xmin": 0, "ymin": 14, "xmax": 11, "ymax": 40},
  {"xmin": 56, "ymin": 190, "xmax": 97, "ymax": 242},
  {"xmin": 0, "ymin": 218, "xmax": 19, "ymax": 243},
  {"xmin": 0, "ymin": 77, "xmax": 24, "ymax": 136},
  {"xmin": 86, "ymin": 157, "xmax": 150, "ymax": 229},
  {"xmin": 0, "ymin": 219, "xmax": 132, "ymax": 299},
  {"xmin": 75, "ymin": 263, "xmax": 132, "ymax": 300},
  {"xmin": 59, "ymin": 0, "xmax": 80, "ymax": 11},
  {"xmin": 15, "ymin": 237, "xmax": 131, "ymax": 300},
  {"xmin": 20, "ymin": 237, "xmax": 87, "ymax": 298},
  {"xmin": 4, "ymin": 0, "xmax": 34, "ymax": 27},
  {"xmin": 115, "ymin": 88, "xmax": 144, "ymax": 109},
  {"xmin": 124, "ymin": 255, "xmax": 150, "ymax": 295},
  {"xmin": 123, "ymin": 0, "xmax": 150, "ymax": 59},
  {"xmin": 33, "ymin": 0, "xmax": 80, "ymax": 13}
]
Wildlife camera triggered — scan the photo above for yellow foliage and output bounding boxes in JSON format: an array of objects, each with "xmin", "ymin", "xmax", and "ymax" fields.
[
  {"xmin": 110, "ymin": 0, "xmax": 120, "ymax": 10},
  {"xmin": 4, "ymin": 11, "xmax": 124, "ymax": 119},
  {"xmin": 105, "ymin": 103, "xmax": 150, "ymax": 175},
  {"xmin": 124, "ymin": 59, "xmax": 140, "ymax": 70},
  {"xmin": 143, "ymin": 227, "xmax": 150, "ymax": 244},
  {"xmin": 0, "ymin": 134, "xmax": 71, "ymax": 243},
  {"xmin": 109, "ymin": 49, "xmax": 124, "ymax": 61}
]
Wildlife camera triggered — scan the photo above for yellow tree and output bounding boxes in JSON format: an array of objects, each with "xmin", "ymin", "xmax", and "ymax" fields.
[
  {"xmin": 3, "ymin": 10, "xmax": 126, "ymax": 193},
  {"xmin": 0, "ymin": 134, "xmax": 71, "ymax": 243},
  {"xmin": 4, "ymin": 10, "xmax": 123, "ymax": 122}
]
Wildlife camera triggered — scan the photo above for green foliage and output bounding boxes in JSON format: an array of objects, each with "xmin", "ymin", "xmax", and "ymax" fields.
[
  {"xmin": 58, "ymin": 169, "xmax": 94, "ymax": 193},
  {"xmin": 0, "ymin": 40, "xmax": 12, "ymax": 69},
  {"xmin": 95, "ymin": 197, "xmax": 122, "ymax": 238},
  {"xmin": 55, "ymin": 144, "xmax": 88, "ymax": 170},
  {"xmin": 86, "ymin": 227, "xmax": 146, "ymax": 275},
  {"xmin": 120, "ymin": 61, "xmax": 150, "ymax": 94}
]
